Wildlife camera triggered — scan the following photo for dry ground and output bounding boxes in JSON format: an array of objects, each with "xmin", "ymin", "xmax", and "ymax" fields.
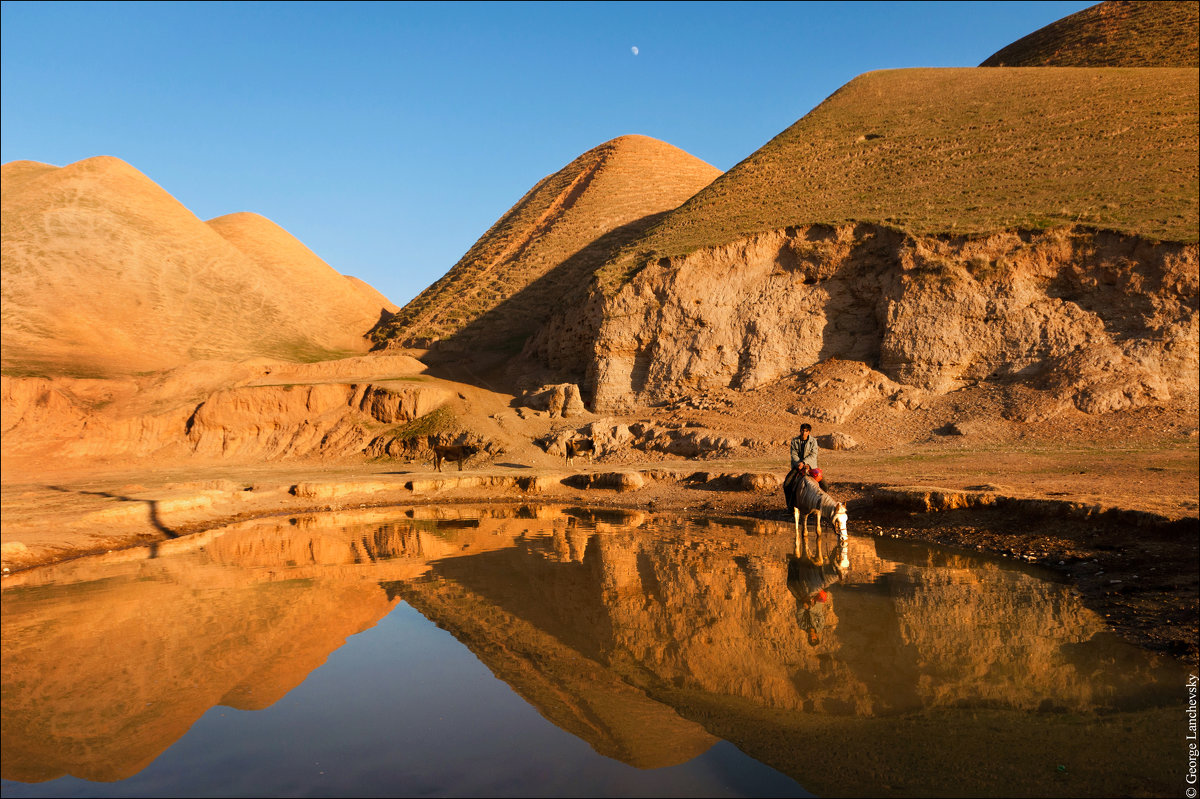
[{"xmin": 4, "ymin": 427, "xmax": 1196, "ymax": 666}]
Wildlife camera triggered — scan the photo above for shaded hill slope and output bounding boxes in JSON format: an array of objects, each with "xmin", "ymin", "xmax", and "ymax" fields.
[
  {"xmin": 981, "ymin": 0, "xmax": 1200, "ymax": 68},
  {"xmin": 594, "ymin": 67, "xmax": 1197, "ymax": 294},
  {"xmin": 369, "ymin": 135, "xmax": 719, "ymax": 354},
  {"xmin": 1, "ymin": 157, "xmax": 394, "ymax": 376}
]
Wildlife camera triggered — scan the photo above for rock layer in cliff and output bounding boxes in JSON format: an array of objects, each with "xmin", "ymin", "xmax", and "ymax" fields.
[{"xmin": 584, "ymin": 225, "xmax": 1198, "ymax": 414}]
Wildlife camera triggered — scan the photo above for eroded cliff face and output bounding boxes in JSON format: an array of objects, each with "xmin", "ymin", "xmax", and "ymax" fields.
[
  {"xmin": 576, "ymin": 225, "xmax": 1198, "ymax": 416},
  {"xmin": 1, "ymin": 375, "xmax": 451, "ymax": 461}
]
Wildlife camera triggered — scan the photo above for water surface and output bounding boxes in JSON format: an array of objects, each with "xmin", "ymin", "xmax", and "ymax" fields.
[{"xmin": 1, "ymin": 505, "xmax": 1188, "ymax": 796}]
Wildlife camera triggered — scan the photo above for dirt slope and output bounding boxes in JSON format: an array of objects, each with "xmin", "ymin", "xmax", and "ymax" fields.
[
  {"xmin": 1, "ymin": 157, "xmax": 394, "ymax": 377},
  {"xmin": 580, "ymin": 226, "xmax": 1198, "ymax": 417},
  {"xmin": 981, "ymin": 0, "xmax": 1200, "ymax": 68}
]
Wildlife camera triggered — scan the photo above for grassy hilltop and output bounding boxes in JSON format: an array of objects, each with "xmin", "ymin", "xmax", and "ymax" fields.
[
  {"xmin": 981, "ymin": 0, "xmax": 1199, "ymax": 67},
  {"xmin": 596, "ymin": 66, "xmax": 1198, "ymax": 292}
]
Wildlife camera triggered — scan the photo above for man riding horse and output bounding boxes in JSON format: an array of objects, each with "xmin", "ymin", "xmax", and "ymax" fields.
[
  {"xmin": 787, "ymin": 423, "xmax": 826, "ymax": 490},
  {"xmin": 784, "ymin": 423, "xmax": 847, "ymax": 543}
]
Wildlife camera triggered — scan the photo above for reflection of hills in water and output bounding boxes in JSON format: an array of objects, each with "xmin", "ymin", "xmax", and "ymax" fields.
[{"xmin": 1, "ymin": 506, "xmax": 1187, "ymax": 794}]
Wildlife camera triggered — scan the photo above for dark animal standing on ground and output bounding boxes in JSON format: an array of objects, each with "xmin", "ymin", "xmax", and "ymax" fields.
[
  {"xmin": 432, "ymin": 443, "xmax": 479, "ymax": 472},
  {"xmin": 785, "ymin": 474, "xmax": 848, "ymax": 542},
  {"xmin": 564, "ymin": 437, "xmax": 596, "ymax": 465}
]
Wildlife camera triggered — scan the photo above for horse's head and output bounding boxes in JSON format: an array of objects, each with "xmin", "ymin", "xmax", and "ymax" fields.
[
  {"xmin": 832, "ymin": 503, "xmax": 850, "ymax": 572},
  {"xmin": 832, "ymin": 503, "xmax": 848, "ymax": 540}
]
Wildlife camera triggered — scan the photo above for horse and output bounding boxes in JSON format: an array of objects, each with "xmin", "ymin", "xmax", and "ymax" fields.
[
  {"xmin": 432, "ymin": 443, "xmax": 479, "ymax": 472},
  {"xmin": 785, "ymin": 474, "xmax": 848, "ymax": 553},
  {"xmin": 564, "ymin": 437, "xmax": 596, "ymax": 465}
]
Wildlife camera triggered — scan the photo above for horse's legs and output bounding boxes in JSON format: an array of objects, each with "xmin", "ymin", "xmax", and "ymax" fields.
[
  {"xmin": 793, "ymin": 508, "xmax": 802, "ymax": 556},
  {"xmin": 799, "ymin": 510, "xmax": 812, "ymax": 559}
]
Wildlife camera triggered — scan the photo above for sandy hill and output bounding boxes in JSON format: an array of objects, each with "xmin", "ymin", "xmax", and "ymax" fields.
[
  {"xmin": 1, "ymin": 157, "xmax": 395, "ymax": 377},
  {"xmin": 369, "ymin": 135, "xmax": 720, "ymax": 355},
  {"xmin": 344, "ymin": 275, "xmax": 398, "ymax": 313},
  {"xmin": 206, "ymin": 211, "xmax": 397, "ymax": 323},
  {"xmin": 981, "ymin": 0, "xmax": 1200, "ymax": 68},
  {"xmin": 592, "ymin": 67, "xmax": 1198, "ymax": 293}
]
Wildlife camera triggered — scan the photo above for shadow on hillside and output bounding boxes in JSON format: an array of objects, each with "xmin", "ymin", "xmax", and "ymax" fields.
[
  {"xmin": 45, "ymin": 485, "xmax": 179, "ymax": 542},
  {"xmin": 417, "ymin": 212, "xmax": 671, "ymax": 390}
]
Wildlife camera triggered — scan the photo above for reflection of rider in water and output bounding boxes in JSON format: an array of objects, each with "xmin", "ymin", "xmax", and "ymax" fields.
[{"xmin": 787, "ymin": 532, "xmax": 849, "ymax": 647}]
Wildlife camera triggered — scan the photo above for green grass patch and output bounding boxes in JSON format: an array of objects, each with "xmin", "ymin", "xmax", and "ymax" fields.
[
  {"xmin": 389, "ymin": 405, "xmax": 458, "ymax": 441},
  {"xmin": 264, "ymin": 342, "xmax": 364, "ymax": 364},
  {"xmin": 0, "ymin": 362, "xmax": 113, "ymax": 380}
]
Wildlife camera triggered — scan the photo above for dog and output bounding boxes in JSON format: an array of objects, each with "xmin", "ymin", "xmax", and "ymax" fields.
[
  {"xmin": 432, "ymin": 443, "xmax": 479, "ymax": 472},
  {"xmin": 564, "ymin": 437, "xmax": 596, "ymax": 465}
]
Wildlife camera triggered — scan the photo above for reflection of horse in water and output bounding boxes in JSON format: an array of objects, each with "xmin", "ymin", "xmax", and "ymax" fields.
[
  {"xmin": 785, "ymin": 474, "xmax": 847, "ymax": 543},
  {"xmin": 787, "ymin": 525, "xmax": 850, "ymax": 647},
  {"xmin": 786, "ymin": 483, "xmax": 850, "ymax": 647}
]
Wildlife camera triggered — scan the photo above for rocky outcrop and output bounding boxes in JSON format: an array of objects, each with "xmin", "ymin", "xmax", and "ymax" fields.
[
  {"xmin": 184, "ymin": 382, "xmax": 453, "ymax": 458},
  {"xmin": 576, "ymin": 225, "xmax": 1197, "ymax": 416},
  {"xmin": 520, "ymin": 383, "xmax": 587, "ymax": 417},
  {"xmin": 537, "ymin": 419, "xmax": 761, "ymax": 461},
  {"xmin": 820, "ymin": 431, "xmax": 859, "ymax": 451}
]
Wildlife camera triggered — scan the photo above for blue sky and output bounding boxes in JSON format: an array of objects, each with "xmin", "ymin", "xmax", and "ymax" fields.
[{"xmin": 1, "ymin": 1, "xmax": 1094, "ymax": 307}]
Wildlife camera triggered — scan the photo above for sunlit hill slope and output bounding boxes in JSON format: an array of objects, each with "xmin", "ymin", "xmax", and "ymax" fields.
[
  {"xmin": 981, "ymin": 0, "xmax": 1199, "ymax": 68},
  {"xmin": 595, "ymin": 67, "xmax": 1198, "ymax": 292},
  {"xmin": 1, "ymin": 157, "xmax": 395, "ymax": 377},
  {"xmin": 561, "ymin": 2, "xmax": 1199, "ymax": 413},
  {"xmin": 369, "ymin": 135, "xmax": 720, "ymax": 354}
]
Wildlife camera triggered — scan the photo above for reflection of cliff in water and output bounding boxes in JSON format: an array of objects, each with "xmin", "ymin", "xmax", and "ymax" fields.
[
  {"xmin": 390, "ymin": 512, "xmax": 1188, "ymax": 796},
  {"xmin": 403, "ymin": 514, "xmax": 1172, "ymax": 716},
  {"xmin": 1, "ymin": 506, "xmax": 1188, "ymax": 795}
]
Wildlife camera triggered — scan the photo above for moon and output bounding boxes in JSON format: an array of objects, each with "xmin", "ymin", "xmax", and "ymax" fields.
[{"xmin": 631, "ymin": 46, "xmax": 639, "ymax": 56}]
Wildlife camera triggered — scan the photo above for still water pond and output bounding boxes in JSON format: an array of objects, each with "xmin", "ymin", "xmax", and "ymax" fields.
[{"xmin": 0, "ymin": 506, "xmax": 1189, "ymax": 797}]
